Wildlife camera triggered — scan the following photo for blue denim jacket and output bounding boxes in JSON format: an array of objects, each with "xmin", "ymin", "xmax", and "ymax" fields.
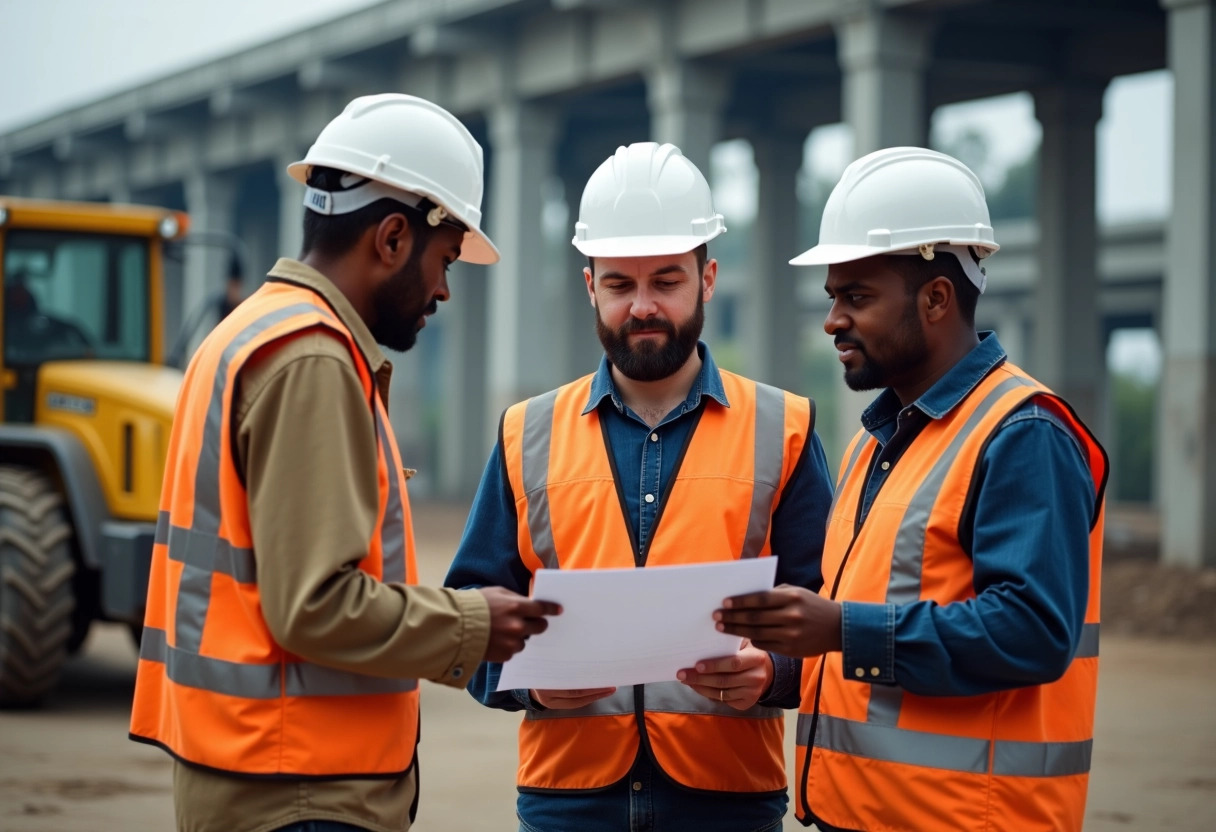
[
  {"xmin": 839, "ymin": 332, "xmax": 1098, "ymax": 694},
  {"xmin": 445, "ymin": 342, "xmax": 834, "ymax": 832}
]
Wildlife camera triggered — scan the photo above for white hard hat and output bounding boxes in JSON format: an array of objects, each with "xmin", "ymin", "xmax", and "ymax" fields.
[
  {"xmin": 790, "ymin": 146, "xmax": 997, "ymax": 291},
  {"xmin": 572, "ymin": 142, "xmax": 726, "ymax": 258},
  {"xmin": 287, "ymin": 93, "xmax": 499, "ymax": 265}
]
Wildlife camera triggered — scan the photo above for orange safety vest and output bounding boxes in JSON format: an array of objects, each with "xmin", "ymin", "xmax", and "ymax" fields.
[
  {"xmin": 795, "ymin": 361, "xmax": 1107, "ymax": 831},
  {"xmin": 129, "ymin": 280, "xmax": 421, "ymax": 778},
  {"xmin": 502, "ymin": 371, "xmax": 812, "ymax": 794}
]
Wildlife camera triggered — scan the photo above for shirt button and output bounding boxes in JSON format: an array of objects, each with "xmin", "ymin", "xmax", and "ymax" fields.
[
  {"xmin": 870, "ymin": 667, "xmax": 881, "ymax": 677},
  {"xmin": 632, "ymin": 781, "xmax": 642, "ymax": 791},
  {"xmin": 650, "ymin": 433, "xmax": 658, "ymax": 442},
  {"xmin": 451, "ymin": 666, "xmax": 464, "ymax": 679},
  {"xmin": 855, "ymin": 667, "xmax": 865, "ymax": 678},
  {"xmin": 644, "ymin": 493, "xmax": 655, "ymax": 504},
  {"xmin": 881, "ymin": 461, "xmax": 890, "ymax": 471}
]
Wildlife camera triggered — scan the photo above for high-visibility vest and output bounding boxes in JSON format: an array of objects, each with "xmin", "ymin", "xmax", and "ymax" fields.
[
  {"xmin": 129, "ymin": 280, "xmax": 421, "ymax": 778},
  {"xmin": 502, "ymin": 371, "xmax": 812, "ymax": 793},
  {"xmin": 796, "ymin": 360, "xmax": 1107, "ymax": 831}
]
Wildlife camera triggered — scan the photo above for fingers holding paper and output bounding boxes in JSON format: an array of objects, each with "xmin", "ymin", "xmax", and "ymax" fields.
[
  {"xmin": 530, "ymin": 687, "xmax": 618, "ymax": 710},
  {"xmin": 677, "ymin": 638, "xmax": 773, "ymax": 710},
  {"xmin": 714, "ymin": 584, "xmax": 843, "ymax": 658}
]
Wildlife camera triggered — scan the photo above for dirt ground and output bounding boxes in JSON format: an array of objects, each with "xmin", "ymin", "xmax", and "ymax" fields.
[{"xmin": 0, "ymin": 501, "xmax": 1213, "ymax": 831}]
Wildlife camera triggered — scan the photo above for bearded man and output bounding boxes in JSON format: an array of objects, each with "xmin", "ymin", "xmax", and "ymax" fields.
[{"xmin": 444, "ymin": 142, "xmax": 835, "ymax": 832}]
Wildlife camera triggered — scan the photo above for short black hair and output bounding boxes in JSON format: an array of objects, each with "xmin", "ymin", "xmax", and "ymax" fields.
[
  {"xmin": 299, "ymin": 166, "xmax": 443, "ymax": 259},
  {"xmin": 587, "ymin": 243, "xmax": 708, "ymax": 280},
  {"xmin": 884, "ymin": 250, "xmax": 980, "ymax": 326}
]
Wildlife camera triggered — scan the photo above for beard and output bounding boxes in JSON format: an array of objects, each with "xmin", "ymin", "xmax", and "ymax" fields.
[
  {"xmin": 839, "ymin": 297, "xmax": 928, "ymax": 391},
  {"xmin": 595, "ymin": 292, "xmax": 704, "ymax": 382},
  {"xmin": 369, "ymin": 256, "xmax": 434, "ymax": 353}
]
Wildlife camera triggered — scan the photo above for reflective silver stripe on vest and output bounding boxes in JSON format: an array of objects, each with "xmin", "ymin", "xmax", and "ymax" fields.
[
  {"xmin": 866, "ymin": 376, "xmax": 1039, "ymax": 729},
  {"xmin": 993, "ymin": 738, "xmax": 1093, "ymax": 777},
  {"xmin": 525, "ymin": 686, "xmax": 635, "ymax": 719},
  {"xmin": 740, "ymin": 383, "xmax": 786, "ymax": 559},
  {"xmin": 174, "ymin": 302, "xmax": 325, "ymax": 654},
  {"xmin": 525, "ymin": 682, "xmax": 780, "ymax": 721},
  {"xmin": 163, "ymin": 303, "xmax": 417, "ymax": 699},
  {"xmin": 797, "ymin": 714, "xmax": 1092, "ymax": 778},
  {"xmin": 803, "ymin": 713, "xmax": 989, "ymax": 774},
  {"xmin": 1075, "ymin": 622, "xmax": 1100, "ymax": 659},
  {"xmin": 643, "ymin": 680, "xmax": 781, "ymax": 719},
  {"xmin": 284, "ymin": 661, "xmax": 416, "ymax": 696},
  {"xmin": 521, "ymin": 389, "xmax": 560, "ymax": 570},
  {"xmin": 829, "ymin": 433, "xmax": 870, "ymax": 520},
  {"xmin": 158, "ymin": 512, "xmax": 256, "ymax": 583},
  {"xmin": 374, "ymin": 406, "xmax": 407, "ymax": 585},
  {"xmin": 141, "ymin": 626, "xmax": 417, "ymax": 698}
]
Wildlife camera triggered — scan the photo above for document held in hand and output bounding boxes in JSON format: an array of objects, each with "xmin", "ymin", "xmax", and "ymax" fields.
[{"xmin": 495, "ymin": 557, "xmax": 779, "ymax": 691}]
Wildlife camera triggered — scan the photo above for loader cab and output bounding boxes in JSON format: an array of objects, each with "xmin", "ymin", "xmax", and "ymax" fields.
[{"xmin": 3, "ymin": 230, "xmax": 154, "ymax": 421}]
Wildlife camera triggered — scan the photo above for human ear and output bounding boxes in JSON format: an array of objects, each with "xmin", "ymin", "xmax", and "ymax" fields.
[
  {"xmin": 374, "ymin": 214, "xmax": 411, "ymax": 266},
  {"xmin": 923, "ymin": 276, "xmax": 952, "ymax": 324}
]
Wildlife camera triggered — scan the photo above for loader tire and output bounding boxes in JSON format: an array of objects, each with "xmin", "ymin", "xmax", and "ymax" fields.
[{"xmin": 0, "ymin": 465, "xmax": 75, "ymax": 707}]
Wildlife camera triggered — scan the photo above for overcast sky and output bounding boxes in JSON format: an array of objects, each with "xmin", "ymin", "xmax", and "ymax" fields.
[{"xmin": 2, "ymin": 0, "xmax": 1171, "ymax": 226}]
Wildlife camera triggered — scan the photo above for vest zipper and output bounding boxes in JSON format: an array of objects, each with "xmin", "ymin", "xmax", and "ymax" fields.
[{"xmin": 799, "ymin": 449, "xmax": 878, "ymax": 821}]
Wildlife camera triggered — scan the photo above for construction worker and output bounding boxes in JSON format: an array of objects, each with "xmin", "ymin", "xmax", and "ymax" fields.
[
  {"xmin": 444, "ymin": 142, "xmax": 835, "ymax": 832},
  {"xmin": 130, "ymin": 94, "xmax": 559, "ymax": 832},
  {"xmin": 717, "ymin": 147, "xmax": 1107, "ymax": 832}
]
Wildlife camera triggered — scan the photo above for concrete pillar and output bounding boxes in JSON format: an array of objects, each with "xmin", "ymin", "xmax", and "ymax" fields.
[
  {"xmin": 438, "ymin": 261, "xmax": 490, "ymax": 499},
  {"xmin": 485, "ymin": 101, "xmax": 560, "ymax": 438},
  {"xmin": 1159, "ymin": 0, "xmax": 1216, "ymax": 568},
  {"xmin": 646, "ymin": 60, "xmax": 728, "ymax": 345},
  {"xmin": 1031, "ymin": 81, "xmax": 1106, "ymax": 433},
  {"xmin": 744, "ymin": 130, "xmax": 806, "ymax": 393},
  {"xmin": 558, "ymin": 163, "xmax": 608, "ymax": 382},
  {"xmin": 836, "ymin": 12, "xmax": 932, "ymax": 155},
  {"xmin": 830, "ymin": 9, "xmax": 932, "ymax": 456},
  {"xmin": 277, "ymin": 152, "xmax": 307, "ymax": 263},
  {"xmin": 182, "ymin": 172, "xmax": 237, "ymax": 358},
  {"xmin": 646, "ymin": 60, "xmax": 727, "ymax": 174}
]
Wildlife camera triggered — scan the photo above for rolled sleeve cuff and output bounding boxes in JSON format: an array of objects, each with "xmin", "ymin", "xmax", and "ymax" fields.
[
  {"xmin": 439, "ymin": 589, "xmax": 491, "ymax": 688},
  {"xmin": 510, "ymin": 688, "xmax": 546, "ymax": 711},
  {"xmin": 759, "ymin": 652, "xmax": 801, "ymax": 709},
  {"xmin": 841, "ymin": 601, "xmax": 896, "ymax": 685}
]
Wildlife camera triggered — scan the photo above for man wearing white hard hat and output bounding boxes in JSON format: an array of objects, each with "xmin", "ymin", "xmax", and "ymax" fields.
[
  {"xmin": 718, "ymin": 147, "xmax": 1107, "ymax": 832},
  {"xmin": 131, "ymin": 94, "xmax": 559, "ymax": 832},
  {"xmin": 445, "ymin": 142, "xmax": 834, "ymax": 831}
]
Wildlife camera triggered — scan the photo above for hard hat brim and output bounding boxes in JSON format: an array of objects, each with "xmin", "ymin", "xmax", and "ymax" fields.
[
  {"xmin": 459, "ymin": 230, "xmax": 500, "ymax": 265},
  {"xmin": 572, "ymin": 233, "xmax": 722, "ymax": 259},
  {"xmin": 789, "ymin": 243, "xmax": 889, "ymax": 267}
]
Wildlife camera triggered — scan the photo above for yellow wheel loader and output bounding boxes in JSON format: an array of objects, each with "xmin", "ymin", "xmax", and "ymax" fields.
[{"xmin": 0, "ymin": 196, "xmax": 188, "ymax": 706}]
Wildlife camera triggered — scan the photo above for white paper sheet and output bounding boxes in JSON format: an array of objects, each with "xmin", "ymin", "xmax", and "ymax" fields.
[{"xmin": 495, "ymin": 558, "xmax": 778, "ymax": 691}]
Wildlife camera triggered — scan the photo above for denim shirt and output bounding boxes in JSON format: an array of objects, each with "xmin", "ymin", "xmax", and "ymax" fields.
[
  {"xmin": 839, "ymin": 332, "xmax": 1098, "ymax": 695},
  {"xmin": 445, "ymin": 342, "xmax": 834, "ymax": 832}
]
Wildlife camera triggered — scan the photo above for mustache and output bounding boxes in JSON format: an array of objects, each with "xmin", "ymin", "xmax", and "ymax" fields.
[
  {"xmin": 619, "ymin": 316, "xmax": 676, "ymax": 336},
  {"xmin": 424, "ymin": 298, "xmax": 439, "ymax": 316},
  {"xmin": 834, "ymin": 335, "xmax": 864, "ymax": 351}
]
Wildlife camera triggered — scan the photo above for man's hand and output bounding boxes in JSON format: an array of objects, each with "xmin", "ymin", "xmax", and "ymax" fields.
[
  {"xmin": 529, "ymin": 687, "xmax": 617, "ymax": 709},
  {"xmin": 477, "ymin": 586, "xmax": 561, "ymax": 663},
  {"xmin": 714, "ymin": 584, "xmax": 843, "ymax": 658},
  {"xmin": 676, "ymin": 639, "xmax": 772, "ymax": 710}
]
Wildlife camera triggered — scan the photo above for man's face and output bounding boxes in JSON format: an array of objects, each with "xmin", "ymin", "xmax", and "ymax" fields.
[
  {"xmin": 369, "ymin": 224, "xmax": 464, "ymax": 352},
  {"xmin": 587, "ymin": 251, "xmax": 710, "ymax": 382},
  {"xmin": 823, "ymin": 257, "xmax": 928, "ymax": 391}
]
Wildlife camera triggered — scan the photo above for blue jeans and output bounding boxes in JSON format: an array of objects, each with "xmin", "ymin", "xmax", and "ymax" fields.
[
  {"xmin": 517, "ymin": 753, "xmax": 786, "ymax": 832},
  {"xmin": 273, "ymin": 823, "xmax": 373, "ymax": 832}
]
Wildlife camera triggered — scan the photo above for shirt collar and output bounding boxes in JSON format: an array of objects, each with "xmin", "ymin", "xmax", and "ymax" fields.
[
  {"xmin": 860, "ymin": 331, "xmax": 1007, "ymax": 431},
  {"xmin": 582, "ymin": 341, "xmax": 730, "ymax": 416},
  {"xmin": 265, "ymin": 257, "xmax": 389, "ymax": 374}
]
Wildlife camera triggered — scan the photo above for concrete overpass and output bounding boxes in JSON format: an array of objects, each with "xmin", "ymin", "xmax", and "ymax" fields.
[{"xmin": 1, "ymin": 0, "xmax": 1212, "ymax": 567}]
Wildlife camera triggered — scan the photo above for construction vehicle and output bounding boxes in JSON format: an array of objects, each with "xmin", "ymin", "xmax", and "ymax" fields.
[{"xmin": 0, "ymin": 196, "xmax": 188, "ymax": 706}]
